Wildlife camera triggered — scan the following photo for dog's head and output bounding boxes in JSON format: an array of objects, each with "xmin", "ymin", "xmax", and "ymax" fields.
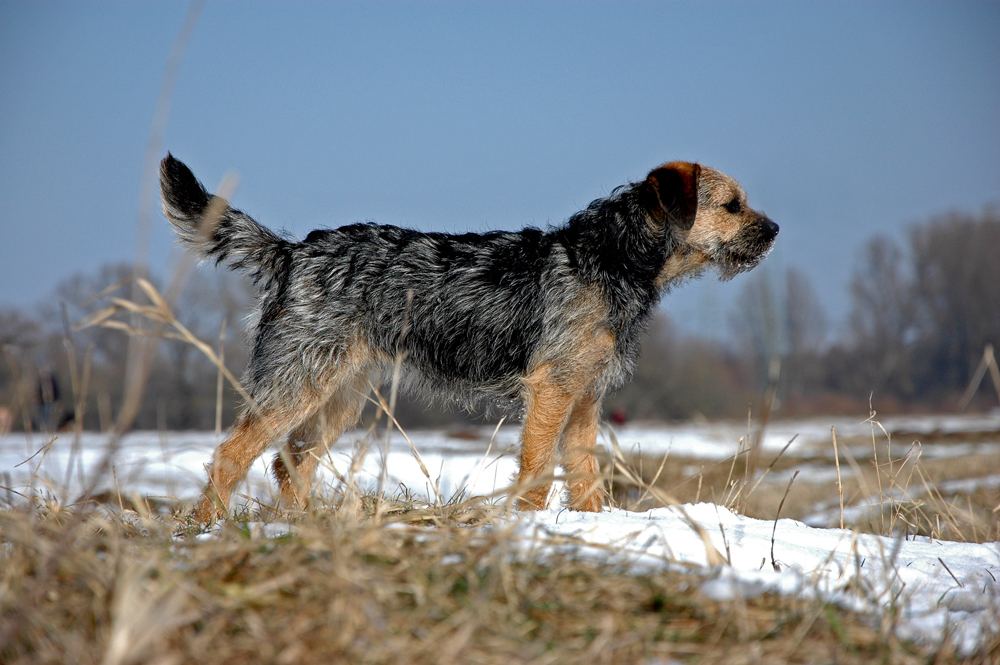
[{"xmin": 641, "ymin": 162, "xmax": 778, "ymax": 282}]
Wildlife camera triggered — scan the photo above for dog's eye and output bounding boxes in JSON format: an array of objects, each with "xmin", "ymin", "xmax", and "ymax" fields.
[{"xmin": 724, "ymin": 198, "xmax": 742, "ymax": 214}]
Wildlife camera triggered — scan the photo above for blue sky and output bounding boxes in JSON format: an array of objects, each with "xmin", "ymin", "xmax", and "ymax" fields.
[{"xmin": 1, "ymin": 1, "xmax": 998, "ymax": 339}]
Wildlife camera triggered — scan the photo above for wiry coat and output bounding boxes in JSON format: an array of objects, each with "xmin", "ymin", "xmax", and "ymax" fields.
[
  {"xmin": 159, "ymin": 155, "xmax": 777, "ymax": 519},
  {"xmin": 164, "ymin": 160, "xmax": 688, "ymax": 410}
]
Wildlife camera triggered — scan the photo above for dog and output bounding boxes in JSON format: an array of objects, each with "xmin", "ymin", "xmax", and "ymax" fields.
[{"xmin": 159, "ymin": 155, "xmax": 777, "ymax": 521}]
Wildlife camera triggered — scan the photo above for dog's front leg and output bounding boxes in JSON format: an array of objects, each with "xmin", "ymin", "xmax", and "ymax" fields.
[
  {"xmin": 516, "ymin": 366, "xmax": 575, "ymax": 510},
  {"xmin": 562, "ymin": 392, "xmax": 604, "ymax": 512}
]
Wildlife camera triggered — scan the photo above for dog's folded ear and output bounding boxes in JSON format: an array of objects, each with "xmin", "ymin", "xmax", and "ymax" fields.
[{"xmin": 639, "ymin": 161, "xmax": 700, "ymax": 230}]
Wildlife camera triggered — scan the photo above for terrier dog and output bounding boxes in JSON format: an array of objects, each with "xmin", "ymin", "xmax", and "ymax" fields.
[{"xmin": 159, "ymin": 155, "xmax": 777, "ymax": 520}]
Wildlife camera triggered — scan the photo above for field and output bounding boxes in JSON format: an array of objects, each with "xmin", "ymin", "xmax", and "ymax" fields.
[{"xmin": 2, "ymin": 413, "xmax": 998, "ymax": 663}]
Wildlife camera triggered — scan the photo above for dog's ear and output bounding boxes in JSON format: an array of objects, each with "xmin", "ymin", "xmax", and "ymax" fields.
[{"xmin": 641, "ymin": 161, "xmax": 700, "ymax": 230}]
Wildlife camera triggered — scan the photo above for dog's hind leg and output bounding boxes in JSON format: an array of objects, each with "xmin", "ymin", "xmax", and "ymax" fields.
[
  {"xmin": 273, "ymin": 375, "xmax": 369, "ymax": 509},
  {"xmin": 562, "ymin": 392, "xmax": 604, "ymax": 512},
  {"xmin": 194, "ymin": 393, "xmax": 324, "ymax": 523}
]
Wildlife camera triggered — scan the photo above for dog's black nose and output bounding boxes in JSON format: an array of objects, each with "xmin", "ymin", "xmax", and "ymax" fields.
[{"xmin": 761, "ymin": 218, "xmax": 779, "ymax": 240}]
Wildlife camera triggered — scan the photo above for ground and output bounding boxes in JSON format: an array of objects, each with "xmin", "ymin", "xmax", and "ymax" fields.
[{"xmin": 1, "ymin": 414, "xmax": 998, "ymax": 662}]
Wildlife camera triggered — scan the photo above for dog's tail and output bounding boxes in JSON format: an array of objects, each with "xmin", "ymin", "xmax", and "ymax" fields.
[{"xmin": 159, "ymin": 153, "xmax": 290, "ymax": 289}]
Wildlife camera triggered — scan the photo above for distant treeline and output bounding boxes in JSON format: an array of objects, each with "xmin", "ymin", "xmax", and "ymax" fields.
[{"xmin": 1, "ymin": 207, "xmax": 997, "ymax": 433}]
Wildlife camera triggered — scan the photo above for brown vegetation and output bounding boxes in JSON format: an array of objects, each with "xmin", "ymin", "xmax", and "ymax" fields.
[
  {"xmin": 614, "ymin": 427, "xmax": 1000, "ymax": 544},
  {"xmin": 4, "ymin": 487, "xmax": 993, "ymax": 665}
]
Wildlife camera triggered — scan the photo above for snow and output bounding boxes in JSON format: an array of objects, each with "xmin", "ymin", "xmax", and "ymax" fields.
[
  {"xmin": 2, "ymin": 417, "xmax": 999, "ymax": 654},
  {"xmin": 612, "ymin": 414, "xmax": 1000, "ymax": 461},
  {"xmin": 509, "ymin": 505, "xmax": 1000, "ymax": 655}
]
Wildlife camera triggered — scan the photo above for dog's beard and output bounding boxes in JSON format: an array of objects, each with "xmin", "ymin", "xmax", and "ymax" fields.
[{"xmin": 712, "ymin": 235, "xmax": 777, "ymax": 281}]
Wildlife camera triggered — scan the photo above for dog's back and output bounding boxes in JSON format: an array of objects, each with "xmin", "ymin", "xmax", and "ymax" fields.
[
  {"xmin": 263, "ymin": 223, "xmax": 559, "ymax": 406},
  {"xmin": 159, "ymin": 155, "xmax": 665, "ymax": 409}
]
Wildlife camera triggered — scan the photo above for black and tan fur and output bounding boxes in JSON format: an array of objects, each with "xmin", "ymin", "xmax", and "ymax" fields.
[{"xmin": 159, "ymin": 155, "xmax": 777, "ymax": 520}]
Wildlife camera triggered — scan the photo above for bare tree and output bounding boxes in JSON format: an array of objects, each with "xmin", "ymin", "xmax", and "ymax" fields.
[
  {"xmin": 847, "ymin": 235, "xmax": 916, "ymax": 398},
  {"xmin": 782, "ymin": 267, "xmax": 827, "ymax": 398},
  {"xmin": 5, "ymin": 262, "xmax": 259, "ymax": 431},
  {"xmin": 729, "ymin": 266, "xmax": 784, "ymax": 392},
  {"xmin": 785, "ymin": 267, "xmax": 827, "ymax": 356},
  {"xmin": 728, "ymin": 265, "xmax": 828, "ymax": 400},
  {"xmin": 909, "ymin": 207, "xmax": 1000, "ymax": 398},
  {"xmin": 0, "ymin": 307, "xmax": 45, "ymax": 430}
]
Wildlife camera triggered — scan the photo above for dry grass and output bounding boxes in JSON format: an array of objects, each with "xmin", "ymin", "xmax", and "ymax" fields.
[
  {"xmin": 614, "ymin": 425, "xmax": 1000, "ymax": 545},
  {"xmin": 4, "ymin": 487, "xmax": 985, "ymax": 665},
  {"xmin": 5, "ymin": 390, "xmax": 996, "ymax": 664},
  {"xmin": 2, "ymin": 373, "xmax": 997, "ymax": 663}
]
